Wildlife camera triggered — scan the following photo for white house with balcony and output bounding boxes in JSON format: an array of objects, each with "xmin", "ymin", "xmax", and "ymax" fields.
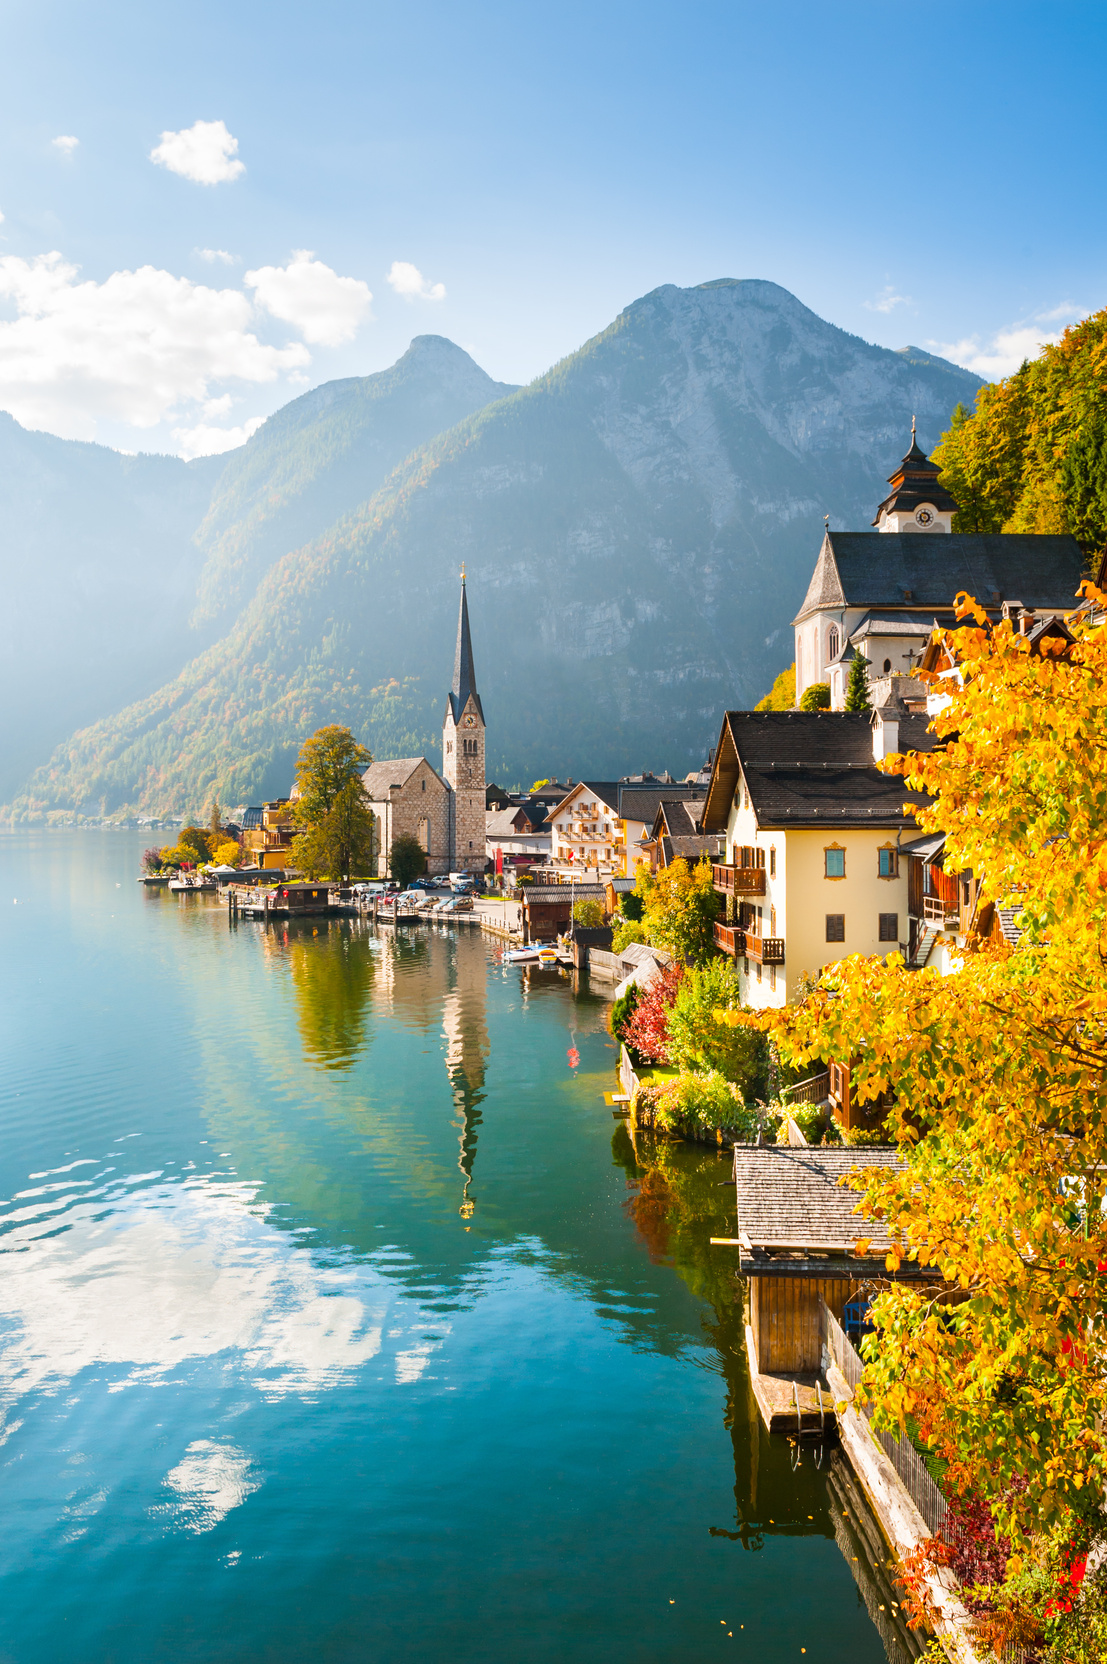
[{"xmin": 699, "ymin": 709, "xmax": 936, "ymax": 1008}]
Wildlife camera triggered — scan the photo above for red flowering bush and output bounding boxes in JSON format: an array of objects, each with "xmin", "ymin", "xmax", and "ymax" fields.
[{"xmin": 619, "ymin": 965, "xmax": 684, "ymax": 1063}]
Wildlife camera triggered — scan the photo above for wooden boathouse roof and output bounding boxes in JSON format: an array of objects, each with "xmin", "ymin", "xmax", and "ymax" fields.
[{"xmin": 734, "ymin": 1146, "xmax": 905, "ymax": 1272}]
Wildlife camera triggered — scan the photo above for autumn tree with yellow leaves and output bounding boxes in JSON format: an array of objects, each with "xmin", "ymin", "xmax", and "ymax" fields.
[{"xmin": 720, "ymin": 589, "xmax": 1107, "ymax": 1597}]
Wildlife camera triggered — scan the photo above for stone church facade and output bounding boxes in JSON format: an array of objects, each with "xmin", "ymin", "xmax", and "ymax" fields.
[{"xmin": 364, "ymin": 576, "xmax": 486, "ymax": 878}]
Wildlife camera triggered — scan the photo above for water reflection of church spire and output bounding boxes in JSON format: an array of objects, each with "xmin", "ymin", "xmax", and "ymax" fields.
[{"xmin": 441, "ymin": 937, "xmax": 490, "ymax": 1218}]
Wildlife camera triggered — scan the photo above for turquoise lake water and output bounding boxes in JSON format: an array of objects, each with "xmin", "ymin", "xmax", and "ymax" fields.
[{"xmin": 0, "ymin": 831, "xmax": 900, "ymax": 1663}]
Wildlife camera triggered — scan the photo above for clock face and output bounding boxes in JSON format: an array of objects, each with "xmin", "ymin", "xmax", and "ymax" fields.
[
  {"xmin": 915, "ymin": 506, "xmax": 934, "ymax": 527},
  {"xmin": 463, "ymin": 713, "xmax": 477, "ymax": 728}
]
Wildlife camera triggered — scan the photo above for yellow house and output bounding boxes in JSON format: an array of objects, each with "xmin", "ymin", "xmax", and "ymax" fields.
[{"xmin": 700, "ymin": 706, "xmax": 935, "ymax": 1008}]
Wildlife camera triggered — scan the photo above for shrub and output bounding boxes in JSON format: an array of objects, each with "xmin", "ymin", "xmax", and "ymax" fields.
[
  {"xmin": 655, "ymin": 1069, "xmax": 778, "ymax": 1142},
  {"xmin": 665, "ymin": 956, "xmax": 768, "ymax": 1095},
  {"xmin": 142, "ymin": 846, "xmax": 163, "ymax": 873},
  {"xmin": 612, "ymin": 917, "xmax": 648, "ymax": 954},
  {"xmin": 779, "ymin": 1102, "xmax": 839, "ymax": 1145},
  {"xmin": 620, "ymin": 892, "xmax": 644, "ymax": 923},
  {"xmin": 800, "ymin": 681, "xmax": 831, "ymax": 712},
  {"xmin": 572, "ymin": 898, "xmax": 605, "ymax": 928},
  {"xmin": 620, "ymin": 963, "xmax": 684, "ymax": 1063},
  {"xmin": 844, "ymin": 1123, "xmax": 891, "ymax": 1147},
  {"xmin": 390, "ymin": 833, "xmax": 427, "ymax": 890}
]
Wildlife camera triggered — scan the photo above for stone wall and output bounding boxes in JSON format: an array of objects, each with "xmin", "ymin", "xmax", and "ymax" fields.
[{"xmin": 368, "ymin": 758, "xmax": 452, "ymax": 876}]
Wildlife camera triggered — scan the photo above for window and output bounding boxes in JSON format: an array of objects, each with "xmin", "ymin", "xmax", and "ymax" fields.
[
  {"xmin": 824, "ymin": 845, "xmax": 846, "ymax": 879},
  {"xmin": 826, "ymin": 914, "xmax": 845, "ymax": 942},
  {"xmin": 769, "ymin": 965, "xmax": 776, "ymax": 992},
  {"xmin": 828, "ymin": 626, "xmax": 839, "ymax": 661},
  {"xmin": 421, "ymin": 777, "xmax": 426, "ymax": 792},
  {"xmin": 883, "ymin": 658, "xmax": 892, "ymax": 673},
  {"xmin": 878, "ymin": 846, "xmax": 898, "ymax": 878},
  {"xmin": 756, "ymin": 962, "xmax": 762, "ymax": 982},
  {"xmin": 769, "ymin": 845, "xmax": 776, "ymax": 878},
  {"xmin": 879, "ymin": 913, "xmax": 899, "ymax": 942},
  {"xmin": 418, "ymin": 817, "xmax": 429, "ymax": 853}
]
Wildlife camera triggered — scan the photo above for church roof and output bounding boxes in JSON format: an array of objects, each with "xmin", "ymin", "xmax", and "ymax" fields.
[
  {"xmin": 873, "ymin": 433, "xmax": 960, "ymax": 523},
  {"xmin": 363, "ymin": 757, "xmax": 442, "ymax": 798},
  {"xmin": 793, "ymin": 531, "xmax": 1085, "ymax": 624},
  {"xmin": 448, "ymin": 579, "xmax": 484, "ymax": 725}
]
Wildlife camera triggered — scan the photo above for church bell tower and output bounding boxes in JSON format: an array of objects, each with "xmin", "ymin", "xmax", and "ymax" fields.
[{"xmin": 442, "ymin": 570, "xmax": 486, "ymax": 875}]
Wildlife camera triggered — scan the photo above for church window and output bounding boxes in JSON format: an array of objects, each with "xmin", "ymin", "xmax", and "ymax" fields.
[
  {"xmin": 828, "ymin": 626, "xmax": 839, "ymax": 661},
  {"xmin": 421, "ymin": 778, "xmax": 426, "ymax": 792},
  {"xmin": 418, "ymin": 817, "xmax": 429, "ymax": 853},
  {"xmin": 883, "ymin": 658, "xmax": 892, "ymax": 673}
]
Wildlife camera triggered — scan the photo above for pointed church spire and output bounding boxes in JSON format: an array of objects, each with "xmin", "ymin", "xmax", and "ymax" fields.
[{"xmin": 449, "ymin": 572, "xmax": 484, "ymax": 725}]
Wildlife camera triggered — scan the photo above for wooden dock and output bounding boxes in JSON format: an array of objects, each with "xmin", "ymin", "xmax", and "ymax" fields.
[{"xmin": 745, "ymin": 1323, "xmax": 835, "ymax": 1434}]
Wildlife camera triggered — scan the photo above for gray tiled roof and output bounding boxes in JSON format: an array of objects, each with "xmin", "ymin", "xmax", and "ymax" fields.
[
  {"xmin": 794, "ymin": 531, "xmax": 1084, "ymax": 624},
  {"xmin": 743, "ymin": 762, "xmax": 929, "ymax": 829},
  {"xmin": 363, "ymin": 757, "xmax": 441, "ymax": 799},
  {"xmin": 619, "ymin": 784, "xmax": 705, "ymax": 824},
  {"xmin": 734, "ymin": 1146, "xmax": 904, "ymax": 1252}
]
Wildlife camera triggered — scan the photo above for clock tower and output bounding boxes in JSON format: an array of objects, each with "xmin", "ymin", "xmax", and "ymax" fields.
[{"xmin": 442, "ymin": 571, "xmax": 486, "ymax": 876}]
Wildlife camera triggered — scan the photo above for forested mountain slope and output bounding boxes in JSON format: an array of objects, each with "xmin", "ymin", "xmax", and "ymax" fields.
[
  {"xmin": 191, "ymin": 335, "xmax": 520, "ymax": 627},
  {"xmin": 15, "ymin": 279, "xmax": 982, "ymax": 818}
]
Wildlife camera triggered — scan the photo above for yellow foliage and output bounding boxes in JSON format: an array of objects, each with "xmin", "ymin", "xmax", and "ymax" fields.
[{"xmin": 729, "ymin": 588, "xmax": 1107, "ymax": 1550}]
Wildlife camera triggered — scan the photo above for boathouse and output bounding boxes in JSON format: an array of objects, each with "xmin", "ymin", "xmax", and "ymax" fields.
[{"xmin": 733, "ymin": 1146, "xmax": 930, "ymax": 1431}]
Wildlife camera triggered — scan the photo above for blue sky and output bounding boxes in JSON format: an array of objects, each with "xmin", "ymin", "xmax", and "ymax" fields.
[{"xmin": 0, "ymin": 0, "xmax": 1103, "ymax": 457}]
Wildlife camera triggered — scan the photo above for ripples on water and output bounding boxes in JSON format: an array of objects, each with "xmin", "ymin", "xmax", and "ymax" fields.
[{"xmin": 0, "ymin": 832, "xmax": 909, "ymax": 1663}]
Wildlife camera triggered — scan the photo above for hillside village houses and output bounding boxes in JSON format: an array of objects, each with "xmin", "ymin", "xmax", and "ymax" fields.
[{"xmin": 701, "ymin": 426, "xmax": 1086, "ymax": 1009}]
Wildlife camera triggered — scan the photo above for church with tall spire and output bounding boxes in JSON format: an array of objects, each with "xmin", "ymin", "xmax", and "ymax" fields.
[
  {"xmin": 361, "ymin": 573, "xmax": 487, "ymax": 878},
  {"xmin": 442, "ymin": 571, "xmax": 486, "ymax": 875}
]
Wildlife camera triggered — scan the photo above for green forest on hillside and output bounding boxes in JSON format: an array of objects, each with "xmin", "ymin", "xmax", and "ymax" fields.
[{"xmin": 934, "ymin": 305, "xmax": 1107, "ymax": 559}]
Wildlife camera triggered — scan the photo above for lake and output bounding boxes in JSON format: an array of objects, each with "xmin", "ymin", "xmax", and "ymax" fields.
[{"xmin": 0, "ymin": 831, "xmax": 904, "ymax": 1663}]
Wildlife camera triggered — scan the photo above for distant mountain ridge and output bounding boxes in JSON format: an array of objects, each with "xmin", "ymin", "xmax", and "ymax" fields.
[{"xmin": 7, "ymin": 280, "xmax": 983, "ymax": 818}]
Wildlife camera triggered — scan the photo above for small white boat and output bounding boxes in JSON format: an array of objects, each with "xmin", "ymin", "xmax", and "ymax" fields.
[{"xmin": 502, "ymin": 945, "xmax": 543, "ymax": 963}]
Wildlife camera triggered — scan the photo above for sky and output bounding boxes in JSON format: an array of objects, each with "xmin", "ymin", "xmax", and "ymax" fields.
[{"xmin": 0, "ymin": 0, "xmax": 1104, "ymax": 459}]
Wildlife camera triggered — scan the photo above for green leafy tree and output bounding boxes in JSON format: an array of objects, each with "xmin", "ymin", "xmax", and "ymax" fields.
[
  {"xmin": 932, "ymin": 308, "xmax": 1107, "ymax": 556},
  {"xmin": 800, "ymin": 681, "xmax": 831, "ymax": 711},
  {"xmin": 620, "ymin": 891, "xmax": 644, "ymax": 923},
  {"xmin": 390, "ymin": 832, "xmax": 427, "ymax": 889},
  {"xmin": 292, "ymin": 726, "xmax": 373, "ymax": 827},
  {"xmin": 289, "ymin": 725, "xmax": 375, "ymax": 880},
  {"xmin": 755, "ymin": 663, "xmax": 796, "ymax": 711},
  {"xmin": 843, "ymin": 652, "xmax": 871, "ymax": 713},
  {"xmin": 635, "ymin": 857, "xmax": 719, "ymax": 964},
  {"xmin": 612, "ymin": 917, "xmax": 648, "ymax": 954},
  {"xmin": 572, "ymin": 898, "xmax": 605, "ymax": 928},
  {"xmin": 664, "ymin": 957, "xmax": 767, "ymax": 1095}
]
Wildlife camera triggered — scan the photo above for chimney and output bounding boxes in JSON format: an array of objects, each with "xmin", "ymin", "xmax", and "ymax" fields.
[{"xmin": 871, "ymin": 700, "xmax": 901, "ymax": 762}]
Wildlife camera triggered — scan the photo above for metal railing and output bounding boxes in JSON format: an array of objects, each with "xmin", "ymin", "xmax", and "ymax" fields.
[{"xmin": 820, "ymin": 1299, "xmax": 948, "ymax": 1536}]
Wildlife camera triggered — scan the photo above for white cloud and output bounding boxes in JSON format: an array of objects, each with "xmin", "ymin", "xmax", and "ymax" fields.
[
  {"xmin": 52, "ymin": 135, "xmax": 79, "ymax": 155},
  {"xmin": 387, "ymin": 260, "xmax": 446, "ymax": 302},
  {"xmin": 931, "ymin": 304, "xmax": 1084, "ymax": 380},
  {"xmin": 246, "ymin": 249, "xmax": 372, "ymax": 346},
  {"xmin": 0, "ymin": 251, "xmax": 307, "ymax": 439},
  {"xmin": 150, "ymin": 119, "xmax": 244, "ymax": 186},
  {"xmin": 196, "ymin": 247, "xmax": 235, "ymax": 265},
  {"xmin": 865, "ymin": 284, "xmax": 911, "ymax": 315},
  {"xmin": 172, "ymin": 415, "xmax": 265, "ymax": 460}
]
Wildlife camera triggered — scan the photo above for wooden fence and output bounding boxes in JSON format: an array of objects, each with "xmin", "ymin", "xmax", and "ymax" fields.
[{"xmin": 821, "ymin": 1299, "xmax": 948, "ymax": 1536}]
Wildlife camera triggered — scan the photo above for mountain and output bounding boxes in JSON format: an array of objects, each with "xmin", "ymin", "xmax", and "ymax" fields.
[
  {"xmin": 0, "ymin": 420, "xmax": 219, "ymax": 801},
  {"xmin": 10, "ymin": 281, "xmax": 983, "ymax": 818},
  {"xmin": 190, "ymin": 335, "xmax": 520, "ymax": 628},
  {"xmin": 0, "ymin": 337, "xmax": 516, "ymax": 804}
]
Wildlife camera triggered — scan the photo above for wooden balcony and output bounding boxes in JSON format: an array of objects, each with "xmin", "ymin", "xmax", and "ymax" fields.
[
  {"xmin": 712, "ymin": 863, "xmax": 766, "ymax": 897},
  {"xmin": 748, "ymin": 933, "xmax": 785, "ymax": 965},
  {"xmin": 713, "ymin": 921, "xmax": 784, "ymax": 964},
  {"xmin": 714, "ymin": 921, "xmax": 741, "ymax": 955}
]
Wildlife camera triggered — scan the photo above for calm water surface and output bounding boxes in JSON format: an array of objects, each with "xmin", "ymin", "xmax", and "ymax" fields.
[{"xmin": 1, "ymin": 832, "xmax": 898, "ymax": 1663}]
